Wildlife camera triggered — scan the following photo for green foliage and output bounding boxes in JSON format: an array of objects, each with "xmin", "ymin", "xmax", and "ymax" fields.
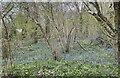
[
  {"xmin": 7, "ymin": 40, "xmax": 118, "ymax": 77},
  {"xmin": 8, "ymin": 60, "xmax": 118, "ymax": 77}
]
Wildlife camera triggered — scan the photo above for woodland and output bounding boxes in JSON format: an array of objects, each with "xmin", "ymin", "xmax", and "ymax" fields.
[{"xmin": 1, "ymin": 1, "xmax": 120, "ymax": 77}]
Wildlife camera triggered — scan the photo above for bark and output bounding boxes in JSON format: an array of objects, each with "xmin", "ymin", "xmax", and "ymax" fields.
[
  {"xmin": 45, "ymin": 15, "xmax": 50, "ymax": 40},
  {"xmin": 65, "ymin": 27, "xmax": 74, "ymax": 53},
  {"xmin": 2, "ymin": 18, "xmax": 13, "ymax": 76},
  {"xmin": 114, "ymin": 1, "xmax": 120, "ymax": 76},
  {"xmin": 2, "ymin": 19, "xmax": 10, "ymax": 60}
]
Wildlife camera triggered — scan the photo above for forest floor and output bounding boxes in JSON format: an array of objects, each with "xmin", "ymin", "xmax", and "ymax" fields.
[
  {"xmin": 7, "ymin": 39, "xmax": 118, "ymax": 76},
  {"xmin": 14, "ymin": 41, "xmax": 117, "ymax": 66}
]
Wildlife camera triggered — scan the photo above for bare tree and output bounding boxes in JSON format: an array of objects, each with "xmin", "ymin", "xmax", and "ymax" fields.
[{"xmin": 1, "ymin": 2, "xmax": 14, "ymax": 76}]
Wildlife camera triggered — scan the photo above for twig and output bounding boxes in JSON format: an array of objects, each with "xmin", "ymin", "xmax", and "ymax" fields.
[{"xmin": 77, "ymin": 41, "xmax": 87, "ymax": 51}]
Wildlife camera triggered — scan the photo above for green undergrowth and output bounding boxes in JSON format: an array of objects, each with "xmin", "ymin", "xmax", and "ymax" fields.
[
  {"xmin": 6, "ymin": 39, "xmax": 118, "ymax": 77},
  {"xmin": 7, "ymin": 60, "xmax": 118, "ymax": 77}
]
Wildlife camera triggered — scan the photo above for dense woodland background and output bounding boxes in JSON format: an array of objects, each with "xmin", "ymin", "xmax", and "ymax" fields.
[{"xmin": 1, "ymin": 1, "xmax": 120, "ymax": 77}]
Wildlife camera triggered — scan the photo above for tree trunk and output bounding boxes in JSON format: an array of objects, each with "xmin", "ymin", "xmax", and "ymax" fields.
[
  {"xmin": 65, "ymin": 27, "xmax": 74, "ymax": 53},
  {"xmin": 114, "ymin": 1, "xmax": 120, "ymax": 76},
  {"xmin": 2, "ymin": 19, "xmax": 10, "ymax": 61}
]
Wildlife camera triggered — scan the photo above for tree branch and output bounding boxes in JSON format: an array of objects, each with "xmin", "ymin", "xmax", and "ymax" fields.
[
  {"xmin": 83, "ymin": 1, "xmax": 115, "ymax": 37},
  {"xmin": 1, "ymin": 3, "xmax": 14, "ymax": 19}
]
